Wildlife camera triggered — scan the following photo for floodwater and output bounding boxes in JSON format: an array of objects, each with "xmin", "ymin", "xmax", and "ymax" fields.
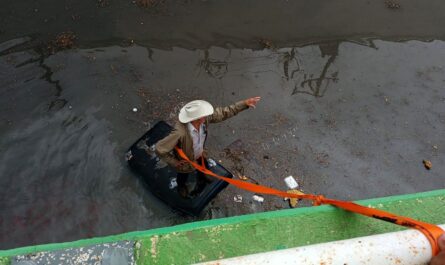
[{"xmin": 1, "ymin": 37, "xmax": 444, "ymax": 250}]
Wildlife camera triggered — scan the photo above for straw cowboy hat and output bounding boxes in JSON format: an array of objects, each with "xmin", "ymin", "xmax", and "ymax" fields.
[{"xmin": 178, "ymin": 100, "xmax": 214, "ymax": 123}]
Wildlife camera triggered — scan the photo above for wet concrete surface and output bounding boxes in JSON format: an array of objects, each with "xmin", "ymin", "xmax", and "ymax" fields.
[{"xmin": 1, "ymin": 37, "xmax": 444, "ymax": 250}]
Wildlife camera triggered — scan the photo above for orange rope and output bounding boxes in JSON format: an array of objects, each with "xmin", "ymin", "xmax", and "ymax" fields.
[{"xmin": 175, "ymin": 147, "xmax": 444, "ymax": 255}]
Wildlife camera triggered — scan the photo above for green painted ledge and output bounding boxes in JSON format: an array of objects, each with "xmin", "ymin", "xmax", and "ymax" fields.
[
  {"xmin": 1, "ymin": 189, "xmax": 444, "ymax": 265},
  {"xmin": 0, "ymin": 257, "xmax": 10, "ymax": 265},
  {"xmin": 136, "ymin": 189, "xmax": 445, "ymax": 264}
]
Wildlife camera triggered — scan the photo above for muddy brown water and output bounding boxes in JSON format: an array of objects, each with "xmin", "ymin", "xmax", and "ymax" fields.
[{"xmin": 1, "ymin": 38, "xmax": 444, "ymax": 250}]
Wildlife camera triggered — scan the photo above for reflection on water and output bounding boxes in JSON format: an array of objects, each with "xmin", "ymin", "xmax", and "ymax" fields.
[
  {"xmin": 198, "ymin": 50, "xmax": 229, "ymax": 79},
  {"xmin": 1, "ymin": 38, "xmax": 445, "ymax": 250},
  {"xmin": 293, "ymin": 42, "xmax": 339, "ymax": 97}
]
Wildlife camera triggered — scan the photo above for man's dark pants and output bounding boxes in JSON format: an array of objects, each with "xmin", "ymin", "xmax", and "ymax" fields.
[{"xmin": 176, "ymin": 158, "xmax": 211, "ymax": 197}]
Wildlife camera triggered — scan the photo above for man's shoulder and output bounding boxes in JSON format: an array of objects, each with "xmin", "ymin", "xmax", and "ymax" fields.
[{"xmin": 172, "ymin": 120, "xmax": 187, "ymax": 134}]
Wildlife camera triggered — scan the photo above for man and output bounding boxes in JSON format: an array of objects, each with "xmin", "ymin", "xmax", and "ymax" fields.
[{"xmin": 155, "ymin": 96, "xmax": 261, "ymax": 197}]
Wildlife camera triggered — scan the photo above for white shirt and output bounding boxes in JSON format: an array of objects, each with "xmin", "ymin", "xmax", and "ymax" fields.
[{"xmin": 187, "ymin": 123, "xmax": 206, "ymax": 159}]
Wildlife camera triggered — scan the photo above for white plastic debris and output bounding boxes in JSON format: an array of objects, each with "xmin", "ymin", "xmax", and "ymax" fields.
[
  {"xmin": 132, "ymin": 107, "xmax": 138, "ymax": 112},
  {"xmin": 252, "ymin": 195, "xmax": 264, "ymax": 203},
  {"xmin": 284, "ymin": 176, "xmax": 299, "ymax": 189},
  {"xmin": 233, "ymin": 195, "xmax": 243, "ymax": 203}
]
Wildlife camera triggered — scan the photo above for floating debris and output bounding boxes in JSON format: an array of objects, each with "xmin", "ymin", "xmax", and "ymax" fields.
[
  {"xmin": 252, "ymin": 195, "xmax": 264, "ymax": 203},
  {"xmin": 286, "ymin": 189, "xmax": 305, "ymax": 208},
  {"xmin": 233, "ymin": 195, "xmax": 243, "ymax": 203},
  {"xmin": 315, "ymin": 152, "xmax": 330, "ymax": 166},
  {"xmin": 133, "ymin": 107, "xmax": 138, "ymax": 112},
  {"xmin": 48, "ymin": 32, "xmax": 76, "ymax": 54},
  {"xmin": 385, "ymin": 0, "xmax": 401, "ymax": 9},
  {"xmin": 236, "ymin": 173, "xmax": 248, "ymax": 181},
  {"xmin": 284, "ymin": 176, "xmax": 299, "ymax": 189},
  {"xmin": 423, "ymin": 160, "xmax": 432, "ymax": 170},
  {"xmin": 258, "ymin": 38, "xmax": 274, "ymax": 49}
]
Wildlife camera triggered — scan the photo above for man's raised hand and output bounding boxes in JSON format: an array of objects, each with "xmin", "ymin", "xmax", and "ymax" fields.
[{"xmin": 245, "ymin": 96, "xmax": 261, "ymax": 109}]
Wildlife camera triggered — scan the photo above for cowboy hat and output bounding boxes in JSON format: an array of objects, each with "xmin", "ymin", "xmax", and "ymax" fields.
[{"xmin": 178, "ymin": 100, "xmax": 214, "ymax": 123}]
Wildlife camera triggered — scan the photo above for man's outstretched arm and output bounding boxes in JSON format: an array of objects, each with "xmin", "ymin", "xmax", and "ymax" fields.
[{"xmin": 208, "ymin": 96, "xmax": 261, "ymax": 123}]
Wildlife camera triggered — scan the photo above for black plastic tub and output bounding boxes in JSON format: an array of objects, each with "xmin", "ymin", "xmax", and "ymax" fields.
[{"xmin": 126, "ymin": 121, "xmax": 233, "ymax": 216}]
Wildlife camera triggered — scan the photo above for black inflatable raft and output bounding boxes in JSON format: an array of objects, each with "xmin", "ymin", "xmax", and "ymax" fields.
[{"xmin": 126, "ymin": 121, "xmax": 233, "ymax": 216}]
